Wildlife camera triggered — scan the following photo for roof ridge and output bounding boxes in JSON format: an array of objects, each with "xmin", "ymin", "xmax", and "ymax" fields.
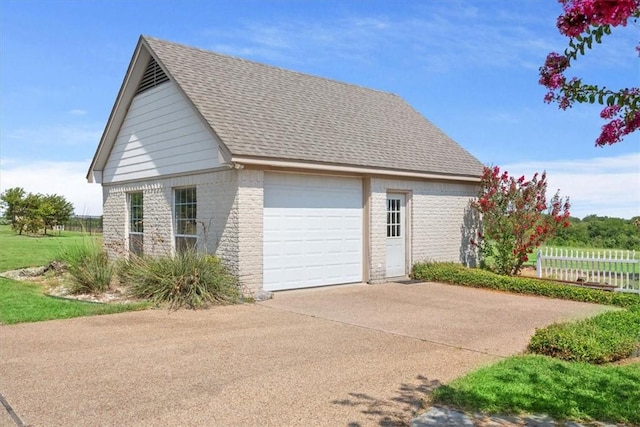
[{"xmin": 140, "ymin": 35, "xmax": 401, "ymax": 99}]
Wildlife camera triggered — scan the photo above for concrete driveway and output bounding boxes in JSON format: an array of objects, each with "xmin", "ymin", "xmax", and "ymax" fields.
[{"xmin": 0, "ymin": 282, "xmax": 611, "ymax": 426}]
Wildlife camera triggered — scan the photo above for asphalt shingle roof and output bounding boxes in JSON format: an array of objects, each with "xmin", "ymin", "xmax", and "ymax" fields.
[{"xmin": 142, "ymin": 36, "xmax": 484, "ymax": 178}]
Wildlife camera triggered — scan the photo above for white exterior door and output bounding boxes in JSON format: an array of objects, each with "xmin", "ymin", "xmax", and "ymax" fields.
[
  {"xmin": 386, "ymin": 193, "xmax": 406, "ymax": 278},
  {"xmin": 263, "ymin": 172, "xmax": 363, "ymax": 291}
]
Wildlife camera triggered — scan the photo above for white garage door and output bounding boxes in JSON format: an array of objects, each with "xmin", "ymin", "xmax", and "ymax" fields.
[{"xmin": 263, "ymin": 172, "xmax": 363, "ymax": 291}]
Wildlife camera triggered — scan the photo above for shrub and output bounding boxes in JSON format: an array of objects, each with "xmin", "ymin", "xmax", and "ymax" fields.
[
  {"xmin": 58, "ymin": 240, "xmax": 115, "ymax": 294},
  {"xmin": 528, "ymin": 310, "xmax": 640, "ymax": 363},
  {"xmin": 411, "ymin": 261, "xmax": 640, "ymax": 309},
  {"xmin": 119, "ymin": 251, "xmax": 241, "ymax": 310}
]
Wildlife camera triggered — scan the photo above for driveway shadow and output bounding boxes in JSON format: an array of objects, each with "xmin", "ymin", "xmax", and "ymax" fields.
[{"xmin": 333, "ymin": 375, "xmax": 442, "ymax": 426}]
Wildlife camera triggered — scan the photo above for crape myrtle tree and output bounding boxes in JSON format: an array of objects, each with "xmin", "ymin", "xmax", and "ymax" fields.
[
  {"xmin": 540, "ymin": 0, "xmax": 640, "ymax": 145},
  {"xmin": 471, "ymin": 166, "xmax": 571, "ymax": 276},
  {"xmin": 0, "ymin": 187, "xmax": 74, "ymax": 235}
]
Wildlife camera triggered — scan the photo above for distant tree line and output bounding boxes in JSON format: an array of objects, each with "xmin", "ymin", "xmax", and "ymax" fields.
[
  {"xmin": 548, "ymin": 215, "xmax": 640, "ymax": 250},
  {"xmin": 0, "ymin": 187, "xmax": 74, "ymax": 235}
]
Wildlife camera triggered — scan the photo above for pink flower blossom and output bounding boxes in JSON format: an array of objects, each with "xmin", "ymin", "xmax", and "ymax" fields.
[
  {"xmin": 600, "ymin": 105, "xmax": 620, "ymax": 119},
  {"xmin": 544, "ymin": 92, "xmax": 555, "ymax": 103},
  {"xmin": 539, "ymin": 53, "xmax": 570, "ymax": 90},
  {"xmin": 596, "ymin": 119, "xmax": 624, "ymax": 145},
  {"xmin": 559, "ymin": 96, "xmax": 571, "ymax": 110},
  {"xmin": 550, "ymin": 74, "xmax": 566, "ymax": 90},
  {"xmin": 596, "ymin": 111, "xmax": 640, "ymax": 145},
  {"xmin": 623, "ymin": 111, "xmax": 640, "ymax": 135},
  {"xmin": 557, "ymin": 0, "xmax": 640, "ymax": 37},
  {"xmin": 557, "ymin": 11, "xmax": 587, "ymax": 37}
]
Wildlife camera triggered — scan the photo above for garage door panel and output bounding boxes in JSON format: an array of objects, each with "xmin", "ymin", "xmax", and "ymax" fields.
[
  {"xmin": 263, "ymin": 173, "xmax": 363, "ymax": 291},
  {"xmin": 325, "ymin": 216, "xmax": 347, "ymax": 230},
  {"xmin": 341, "ymin": 241, "xmax": 362, "ymax": 253},
  {"xmin": 304, "ymin": 266, "xmax": 324, "ymax": 279},
  {"xmin": 304, "ymin": 241, "xmax": 325, "ymax": 255},
  {"xmin": 343, "ymin": 216, "xmax": 362, "ymax": 229},
  {"xmin": 326, "ymin": 240, "xmax": 349, "ymax": 253}
]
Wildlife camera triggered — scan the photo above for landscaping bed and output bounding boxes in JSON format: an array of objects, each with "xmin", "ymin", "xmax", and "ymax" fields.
[
  {"xmin": 0, "ymin": 263, "xmax": 137, "ymax": 304},
  {"xmin": 0, "ymin": 225, "xmax": 243, "ymax": 324}
]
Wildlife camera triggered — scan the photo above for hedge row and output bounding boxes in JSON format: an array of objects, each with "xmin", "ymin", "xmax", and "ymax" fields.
[
  {"xmin": 528, "ymin": 309, "xmax": 640, "ymax": 363},
  {"xmin": 411, "ymin": 262, "xmax": 640, "ymax": 309}
]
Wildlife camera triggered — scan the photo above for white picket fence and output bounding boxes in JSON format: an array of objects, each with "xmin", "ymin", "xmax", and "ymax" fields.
[{"xmin": 536, "ymin": 247, "xmax": 640, "ymax": 293}]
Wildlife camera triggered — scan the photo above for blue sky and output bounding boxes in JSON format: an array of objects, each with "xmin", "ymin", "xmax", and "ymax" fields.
[{"xmin": 1, "ymin": 0, "xmax": 638, "ymax": 218}]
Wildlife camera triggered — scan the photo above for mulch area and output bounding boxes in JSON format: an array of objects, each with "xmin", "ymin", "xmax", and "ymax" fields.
[{"xmin": 0, "ymin": 263, "xmax": 138, "ymax": 304}]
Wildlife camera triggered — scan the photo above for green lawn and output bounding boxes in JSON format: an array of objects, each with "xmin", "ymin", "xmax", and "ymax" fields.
[
  {"xmin": 0, "ymin": 224, "xmax": 101, "ymax": 272},
  {"xmin": 0, "ymin": 278, "xmax": 148, "ymax": 324},
  {"xmin": 432, "ymin": 355, "xmax": 640, "ymax": 425},
  {"xmin": 0, "ymin": 225, "xmax": 149, "ymax": 324}
]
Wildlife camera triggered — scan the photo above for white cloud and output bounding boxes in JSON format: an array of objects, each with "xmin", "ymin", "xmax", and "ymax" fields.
[
  {"xmin": 0, "ymin": 158, "xmax": 102, "ymax": 216},
  {"xmin": 69, "ymin": 109, "xmax": 87, "ymax": 115},
  {"xmin": 503, "ymin": 153, "xmax": 640, "ymax": 219}
]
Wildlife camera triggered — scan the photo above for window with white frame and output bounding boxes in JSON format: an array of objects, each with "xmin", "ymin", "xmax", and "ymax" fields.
[
  {"xmin": 128, "ymin": 192, "xmax": 143, "ymax": 256},
  {"xmin": 174, "ymin": 187, "xmax": 197, "ymax": 252}
]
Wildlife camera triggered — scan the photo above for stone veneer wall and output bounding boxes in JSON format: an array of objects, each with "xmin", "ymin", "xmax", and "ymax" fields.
[
  {"xmin": 101, "ymin": 169, "xmax": 264, "ymax": 293},
  {"xmin": 235, "ymin": 170, "xmax": 264, "ymax": 292},
  {"xmin": 369, "ymin": 177, "xmax": 479, "ymax": 283}
]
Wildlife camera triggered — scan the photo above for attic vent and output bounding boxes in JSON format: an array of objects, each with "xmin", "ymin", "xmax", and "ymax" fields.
[{"xmin": 135, "ymin": 57, "xmax": 169, "ymax": 95}]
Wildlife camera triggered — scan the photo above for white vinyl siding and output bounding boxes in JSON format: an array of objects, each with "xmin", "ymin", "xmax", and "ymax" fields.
[
  {"xmin": 263, "ymin": 173, "xmax": 362, "ymax": 291},
  {"xmin": 103, "ymin": 81, "xmax": 222, "ymax": 183}
]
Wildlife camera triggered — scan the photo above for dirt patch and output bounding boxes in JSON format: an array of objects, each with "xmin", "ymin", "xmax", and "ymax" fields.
[
  {"xmin": 47, "ymin": 283, "xmax": 139, "ymax": 304},
  {"xmin": 610, "ymin": 356, "xmax": 640, "ymax": 366},
  {"xmin": 0, "ymin": 262, "xmax": 65, "ymax": 281},
  {"xmin": 0, "ymin": 263, "xmax": 140, "ymax": 304},
  {"xmin": 519, "ymin": 266, "xmax": 537, "ymax": 278}
]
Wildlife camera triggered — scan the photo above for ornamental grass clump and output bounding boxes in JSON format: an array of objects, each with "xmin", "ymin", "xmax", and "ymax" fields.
[
  {"xmin": 58, "ymin": 240, "xmax": 115, "ymax": 294},
  {"xmin": 119, "ymin": 251, "xmax": 241, "ymax": 310}
]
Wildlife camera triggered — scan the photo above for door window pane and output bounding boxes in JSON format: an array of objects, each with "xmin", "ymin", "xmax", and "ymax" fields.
[{"xmin": 387, "ymin": 197, "xmax": 402, "ymax": 238}]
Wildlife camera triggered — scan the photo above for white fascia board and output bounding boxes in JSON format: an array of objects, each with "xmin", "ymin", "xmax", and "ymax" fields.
[{"xmin": 231, "ymin": 156, "xmax": 481, "ymax": 182}]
